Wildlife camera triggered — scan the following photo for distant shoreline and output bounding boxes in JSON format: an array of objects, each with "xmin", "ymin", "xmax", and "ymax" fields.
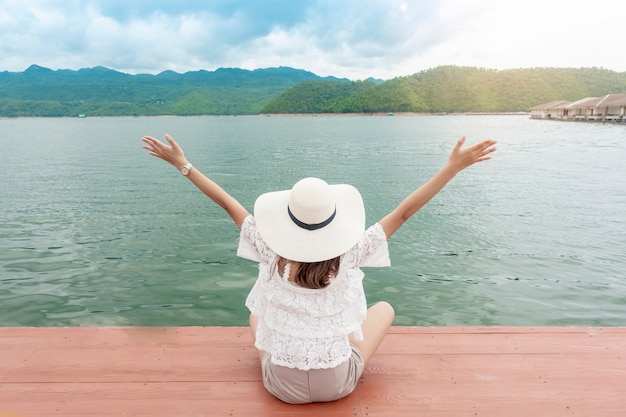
[
  {"xmin": 0, "ymin": 112, "xmax": 530, "ymax": 120},
  {"xmin": 260, "ymin": 112, "xmax": 530, "ymax": 117}
]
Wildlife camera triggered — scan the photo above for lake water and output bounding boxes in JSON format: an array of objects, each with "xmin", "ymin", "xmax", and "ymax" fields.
[{"xmin": 1, "ymin": 115, "xmax": 625, "ymax": 327}]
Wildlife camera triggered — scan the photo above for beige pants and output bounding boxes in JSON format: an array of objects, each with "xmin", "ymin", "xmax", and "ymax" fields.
[{"xmin": 261, "ymin": 345, "xmax": 365, "ymax": 404}]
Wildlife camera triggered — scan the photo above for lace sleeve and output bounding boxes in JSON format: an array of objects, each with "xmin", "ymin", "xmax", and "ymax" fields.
[
  {"xmin": 356, "ymin": 223, "xmax": 391, "ymax": 267},
  {"xmin": 237, "ymin": 215, "xmax": 275, "ymax": 264}
]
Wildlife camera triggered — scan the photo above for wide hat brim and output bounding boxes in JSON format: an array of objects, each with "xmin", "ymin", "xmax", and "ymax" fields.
[{"xmin": 254, "ymin": 182, "xmax": 365, "ymax": 263}]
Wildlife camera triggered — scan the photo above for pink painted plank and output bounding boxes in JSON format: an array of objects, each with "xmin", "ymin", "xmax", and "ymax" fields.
[{"xmin": 0, "ymin": 326, "xmax": 624, "ymax": 417}]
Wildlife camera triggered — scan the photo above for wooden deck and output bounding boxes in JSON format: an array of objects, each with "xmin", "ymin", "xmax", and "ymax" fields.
[{"xmin": 1, "ymin": 326, "xmax": 625, "ymax": 416}]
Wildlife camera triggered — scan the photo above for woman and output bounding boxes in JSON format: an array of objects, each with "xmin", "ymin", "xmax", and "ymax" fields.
[{"xmin": 142, "ymin": 133, "xmax": 496, "ymax": 403}]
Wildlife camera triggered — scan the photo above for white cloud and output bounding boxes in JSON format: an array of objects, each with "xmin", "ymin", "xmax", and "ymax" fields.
[
  {"xmin": 419, "ymin": 0, "xmax": 626, "ymax": 71},
  {"xmin": 1, "ymin": 0, "xmax": 624, "ymax": 80}
]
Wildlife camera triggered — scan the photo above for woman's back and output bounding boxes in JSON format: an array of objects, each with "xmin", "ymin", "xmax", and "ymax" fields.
[{"xmin": 240, "ymin": 215, "xmax": 390, "ymax": 370}]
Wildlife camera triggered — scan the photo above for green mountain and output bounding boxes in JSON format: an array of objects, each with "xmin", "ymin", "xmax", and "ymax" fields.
[
  {"xmin": 262, "ymin": 66, "xmax": 626, "ymax": 114},
  {"xmin": 0, "ymin": 65, "xmax": 346, "ymax": 117},
  {"xmin": 1, "ymin": 65, "xmax": 625, "ymax": 116}
]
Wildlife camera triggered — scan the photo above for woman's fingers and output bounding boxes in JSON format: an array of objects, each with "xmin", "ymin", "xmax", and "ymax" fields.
[{"xmin": 141, "ymin": 136, "xmax": 168, "ymax": 159}]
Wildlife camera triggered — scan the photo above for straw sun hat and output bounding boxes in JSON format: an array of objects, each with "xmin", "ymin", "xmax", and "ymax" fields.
[{"xmin": 253, "ymin": 177, "xmax": 365, "ymax": 263}]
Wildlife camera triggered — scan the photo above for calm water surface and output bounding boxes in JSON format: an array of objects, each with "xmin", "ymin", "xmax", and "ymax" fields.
[{"xmin": 1, "ymin": 115, "xmax": 625, "ymax": 326}]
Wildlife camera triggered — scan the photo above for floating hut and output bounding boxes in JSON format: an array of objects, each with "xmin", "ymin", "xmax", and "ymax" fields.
[{"xmin": 530, "ymin": 94, "xmax": 626, "ymax": 122}]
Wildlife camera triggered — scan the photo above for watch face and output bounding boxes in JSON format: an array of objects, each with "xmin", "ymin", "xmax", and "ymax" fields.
[{"xmin": 181, "ymin": 166, "xmax": 190, "ymax": 175}]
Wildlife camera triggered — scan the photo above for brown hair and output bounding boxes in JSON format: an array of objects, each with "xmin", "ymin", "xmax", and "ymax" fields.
[{"xmin": 276, "ymin": 256, "xmax": 340, "ymax": 289}]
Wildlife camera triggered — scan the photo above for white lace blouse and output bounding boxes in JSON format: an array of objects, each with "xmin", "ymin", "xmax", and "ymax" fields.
[{"xmin": 237, "ymin": 215, "xmax": 390, "ymax": 370}]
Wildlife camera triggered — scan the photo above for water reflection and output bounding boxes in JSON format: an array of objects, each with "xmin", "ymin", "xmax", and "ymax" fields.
[{"xmin": 1, "ymin": 116, "xmax": 625, "ymax": 326}]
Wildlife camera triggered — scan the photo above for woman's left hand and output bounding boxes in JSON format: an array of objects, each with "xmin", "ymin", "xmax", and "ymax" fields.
[{"xmin": 142, "ymin": 134, "xmax": 189, "ymax": 169}]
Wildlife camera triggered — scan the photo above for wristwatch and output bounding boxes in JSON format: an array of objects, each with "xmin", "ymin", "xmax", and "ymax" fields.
[{"xmin": 180, "ymin": 162, "xmax": 193, "ymax": 176}]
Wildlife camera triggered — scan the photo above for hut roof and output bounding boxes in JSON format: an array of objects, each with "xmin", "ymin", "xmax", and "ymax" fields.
[
  {"xmin": 531, "ymin": 94, "xmax": 626, "ymax": 110},
  {"xmin": 596, "ymin": 93, "xmax": 626, "ymax": 107},
  {"xmin": 565, "ymin": 97, "xmax": 601, "ymax": 109},
  {"xmin": 529, "ymin": 100, "xmax": 570, "ymax": 110}
]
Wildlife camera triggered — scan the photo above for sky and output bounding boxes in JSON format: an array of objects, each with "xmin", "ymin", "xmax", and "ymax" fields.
[{"xmin": 2, "ymin": 0, "xmax": 625, "ymax": 80}]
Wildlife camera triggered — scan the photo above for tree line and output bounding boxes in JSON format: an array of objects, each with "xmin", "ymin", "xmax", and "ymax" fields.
[
  {"xmin": 263, "ymin": 66, "xmax": 626, "ymax": 114},
  {"xmin": 1, "ymin": 65, "xmax": 624, "ymax": 117}
]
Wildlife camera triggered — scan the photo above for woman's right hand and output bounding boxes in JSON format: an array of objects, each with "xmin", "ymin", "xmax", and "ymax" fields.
[{"xmin": 445, "ymin": 136, "xmax": 497, "ymax": 174}]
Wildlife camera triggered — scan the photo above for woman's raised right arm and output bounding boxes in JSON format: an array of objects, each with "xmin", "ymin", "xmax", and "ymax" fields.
[
  {"xmin": 378, "ymin": 136, "xmax": 497, "ymax": 239},
  {"xmin": 142, "ymin": 134, "xmax": 250, "ymax": 229}
]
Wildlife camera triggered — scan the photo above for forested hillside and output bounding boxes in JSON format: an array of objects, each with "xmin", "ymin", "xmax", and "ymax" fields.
[
  {"xmin": 0, "ymin": 65, "xmax": 344, "ymax": 117},
  {"xmin": 262, "ymin": 66, "xmax": 626, "ymax": 114},
  {"xmin": 1, "ymin": 65, "xmax": 624, "ymax": 116}
]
